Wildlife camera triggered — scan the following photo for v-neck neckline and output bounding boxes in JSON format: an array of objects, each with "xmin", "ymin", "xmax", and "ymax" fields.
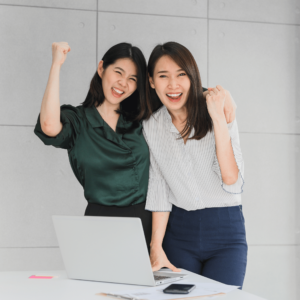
[
  {"xmin": 94, "ymin": 106, "xmax": 123, "ymax": 133},
  {"xmin": 91, "ymin": 106, "xmax": 133, "ymax": 151}
]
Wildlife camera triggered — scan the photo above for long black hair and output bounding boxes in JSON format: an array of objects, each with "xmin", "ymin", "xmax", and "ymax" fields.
[
  {"xmin": 146, "ymin": 42, "xmax": 212, "ymax": 140},
  {"xmin": 82, "ymin": 43, "xmax": 147, "ymax": 122}
]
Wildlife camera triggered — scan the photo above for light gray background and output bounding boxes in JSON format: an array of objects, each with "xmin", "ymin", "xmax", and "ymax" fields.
[{"xmin": 0, "ymin": 1, "xmax": 299, "ymax": 300}]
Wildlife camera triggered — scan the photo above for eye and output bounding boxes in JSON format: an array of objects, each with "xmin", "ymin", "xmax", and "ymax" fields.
[
  {"xmin": 179, "ymin": 73, "xmax": 186, "ymax": 77},
  {"xmin": 130, "ymin": 78, "xmax": 137, "ymax": 82},
  {"xmin": 115, "ymin": 71, "xmax": 122, "ymax": 75},
  {"xmin": 159, "ymin": 75, "xmax": 167, "ymax": 78}
]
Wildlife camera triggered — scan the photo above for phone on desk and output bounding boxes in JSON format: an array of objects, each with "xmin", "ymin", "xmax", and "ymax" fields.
[{"xmin": 163, "ymin": 284, "xmax": 196, "ymax": 294}]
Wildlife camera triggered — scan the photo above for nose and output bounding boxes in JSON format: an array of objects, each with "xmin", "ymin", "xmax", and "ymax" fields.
[
  {"xmin": 168, "ymin": 77, "xmax": 179, "ymax": 89},
  {"xmin": 118, "ymin": 78, "xmax": 127, "ymax": 88}
]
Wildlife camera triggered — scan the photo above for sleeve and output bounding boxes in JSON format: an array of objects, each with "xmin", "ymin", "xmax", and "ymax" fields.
[
  {"xmin": 212, "ymin": 119, "xmax": 245, "ymax": 194},
  {"xmin": 34, "ymin": 105, "xmax": 82, "ymax": 150},
  {"xmin": 143, "ymin": 129, "xmax": 172, "ymax": 212}
]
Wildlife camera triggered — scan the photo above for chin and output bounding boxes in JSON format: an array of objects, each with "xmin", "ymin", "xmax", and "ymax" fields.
[
  {"xmin": 107, "ymin": 97, "xmax": 124, "ymax": 106},
  {"xmin": 165, "ymin": 100, "xmax": 185, "ymax": 111}
]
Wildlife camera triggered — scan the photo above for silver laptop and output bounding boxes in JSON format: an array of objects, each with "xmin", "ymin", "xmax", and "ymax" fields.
[{"xmin": 52, "ymin": 215, "xmax": 187, "ymax": 286}]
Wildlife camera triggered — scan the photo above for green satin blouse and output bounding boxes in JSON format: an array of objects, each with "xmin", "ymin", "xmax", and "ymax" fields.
[{"xmin": 34, "ymin": 105, "xmax": 150, "ymax": 206}]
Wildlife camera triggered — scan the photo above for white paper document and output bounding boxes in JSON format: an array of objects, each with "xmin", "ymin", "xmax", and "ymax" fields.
[{"xmin": 106, "ymin": 280, "xmax": 239, "ymax": 300}]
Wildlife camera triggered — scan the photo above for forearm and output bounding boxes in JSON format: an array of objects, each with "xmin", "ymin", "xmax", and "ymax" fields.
[
  {"xmin": 40, "ymin": 63, "xmax": 63, "ymax": 136},
  {"xmin": 213, "ymin": 116, "xmax": 239, "ymax": 185},
  {"xmin": 150, "ymin": 212, "xmax": 170, "ymax": 248},
  {"xmin": 149, "ymin": 211, "xmax": 180, "ymax": 272}
]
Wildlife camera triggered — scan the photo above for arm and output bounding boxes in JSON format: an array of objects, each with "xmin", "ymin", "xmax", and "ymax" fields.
[
  {"xmin": 150, "ymin": 212, "xmax": 181, "ymax": 272},
  {"xmin": 206, "ymin": 85, "xmax": 239, "ymax": 185},
  {"xmin": 213, "ymin": 117, "xmax": 239, "ymax": 185},
  {"xmin": 40, "ymin": 42, "xmax": 70, "ymax": 137},
  {"xmin": 142, "ymin": 127, "xmax": 180, "ymax": 272}
]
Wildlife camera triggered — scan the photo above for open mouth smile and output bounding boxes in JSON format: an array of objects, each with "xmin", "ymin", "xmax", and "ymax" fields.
[
  {"xmin": 112, "ymin": 87, "xmax": 125, "ymax": 98},
  {"xmin": 166, "ymin": 93, "xmax": 183, "ymax": 102}
]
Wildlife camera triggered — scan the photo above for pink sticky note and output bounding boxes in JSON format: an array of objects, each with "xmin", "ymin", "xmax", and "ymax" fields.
[{"xmin": 29, "ymin": 275, "xmax": 53, "ymax": 279}]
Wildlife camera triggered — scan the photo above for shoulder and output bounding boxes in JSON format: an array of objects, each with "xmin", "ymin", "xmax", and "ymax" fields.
[
  {"xmin": 60, "ymin": 105, "xmax": 86, "ymax": 129},
  {"xmin": 61, "ymin": 104, "xmax": 85, "ymax": 118},
  {"xmin": 142, "ymin": 106, "xmax": 166, "ymax": 134}
]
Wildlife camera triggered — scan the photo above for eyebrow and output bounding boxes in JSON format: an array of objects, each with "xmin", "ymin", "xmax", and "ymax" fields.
[
  {"xmin": 157, "ymin": 69, "xmax": 185, "ymax": 74},
  {"xmin": 115, "ymin": 67, "xmax": 138, "ymax": 78}
]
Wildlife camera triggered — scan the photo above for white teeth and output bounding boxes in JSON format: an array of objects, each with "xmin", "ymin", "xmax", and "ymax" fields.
[
  {"xmin": 113, "ymin": 87, "xmax": 124, "ymax": 94},
  {"xmin": 167, "ymin": 93, "xmax": 182, "ymax": 97}
]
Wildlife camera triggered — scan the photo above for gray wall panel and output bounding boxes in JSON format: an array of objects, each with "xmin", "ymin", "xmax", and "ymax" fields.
[
  {"xmin": 241, "ymin": 133, "xmax": 299, "ymax": 245},
  {"xmin": 98, "ymin": 12, "xmax": 208, "ymax": 87},
  {"xmin": 0, "ymin": 0, "xmax": 96, "ymax": 10},
  {"xmin": 0, "ymin": 248, "xmax": 63, "ymax": 271},
  {"xmin": 297, "ymin": 244, "xmax": 300, "ymax": 298},
  {"xmin": 98, "ymin": 0, "xmax": 207, "ymax": 18},
  {"xmin": 243, "ymin": 245, "xmax": 297, "ymax": 300},
  {"xmin": 209, "ymin": 20, "xmax": 300, "ymax": 134},
  {"xmin": 0, "ymin": 127, "xmax": 87, "ymax": 248},
  {"xmin": 0, "ymin": 5, "xmax": 96, "ymax": 125},
  {"xmin": 209, "ymin": 0, "xmax": 300, "ymax": 25}
]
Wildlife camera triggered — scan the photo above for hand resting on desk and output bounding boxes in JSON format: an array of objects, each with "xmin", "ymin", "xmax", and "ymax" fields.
[{"xmin": 150, "ymin": 244, "xmax": 181, "ymax": 272}]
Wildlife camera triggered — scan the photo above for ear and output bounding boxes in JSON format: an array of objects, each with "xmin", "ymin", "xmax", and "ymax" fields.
[
  {"xmin": 148, "ymin": 74, "xmax": 155, "ymax": 89},
  {"xmin": 97, "ymin": 60, "xmax": 104, "ymax": 78}
]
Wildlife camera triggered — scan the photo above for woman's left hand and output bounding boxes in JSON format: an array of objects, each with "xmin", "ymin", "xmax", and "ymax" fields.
[
  {"xmin": 206, "ymin": 85, "xmax": 227, "ymax": 122},
  {"xmin": 204, "ymin": 85, "xmax": 236, "ymax": 123}
]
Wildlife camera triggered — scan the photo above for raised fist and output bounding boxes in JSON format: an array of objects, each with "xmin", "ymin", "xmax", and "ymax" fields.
[
  {"xmin": 51, "ymin": 42, "xmax": 71, "ymax": 67},
  {"xmin": 206, "ymin": 85, "xmax": 227, "ymax": 121},
  {"xmin": 205, "ymin": 85, "xmax": 236, "ymax": 123}
]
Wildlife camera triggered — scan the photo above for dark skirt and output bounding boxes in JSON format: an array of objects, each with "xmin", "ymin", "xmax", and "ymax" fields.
[{"xmin": 85, "ymin": 201, "xmax": 152, "ymax": 253}]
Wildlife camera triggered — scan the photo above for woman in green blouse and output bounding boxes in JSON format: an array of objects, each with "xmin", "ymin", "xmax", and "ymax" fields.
[{"xmin": 34, "ymin": 42, "xmax": 151, "ymax": 250}]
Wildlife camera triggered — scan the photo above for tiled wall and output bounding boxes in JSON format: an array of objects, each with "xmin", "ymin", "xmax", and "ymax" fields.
[{"xmin": 0, "ymin": 1, "xmax": 299, "ymax": 299}]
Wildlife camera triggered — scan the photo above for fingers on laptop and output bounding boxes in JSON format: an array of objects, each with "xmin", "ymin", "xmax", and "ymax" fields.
[
  {"xmin": 151, "ymin": 260, "xmax": 181, "ymax": 273},
  {"xmin": 167, "ymin": 262, "xmax": 181, "ymax": 272}
]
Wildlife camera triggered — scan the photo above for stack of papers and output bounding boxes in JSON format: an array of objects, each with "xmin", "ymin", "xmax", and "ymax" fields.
[{"xmin": 100, "ymin": 281, "xmax": 239, "ymax": 300}]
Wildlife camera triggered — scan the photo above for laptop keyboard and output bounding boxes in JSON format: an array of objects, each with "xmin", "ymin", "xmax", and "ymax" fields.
[{"xmin": 154, "ymin": 275, "xmax": 170, "ymax": 281}]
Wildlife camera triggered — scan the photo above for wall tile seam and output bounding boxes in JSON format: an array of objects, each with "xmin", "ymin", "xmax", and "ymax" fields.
[
  {"xmin": 1, "ymin": 4, "xmax": 300, "ymax": 27},
  {"xmin": 98, "ymin": 10, "xmax": 300, "ymax": 27},
  {"xmin": 248, "ymin": 244, "xmax": 298, "ymax": 247},
  {"xmin": 0, "ymin": 4, "xmax": 206, "ymax": 19},
  {"xmin": 96, "ymin": 0, "xmax": 98, "ymax": 67},
  {"xmin": 239, "ymin": 132, "xmax": 300, "ymax": 136},
  {"xmin": 208, "ymin": 17, "xmax": 300, "ymax": 27},
  {"xmin": 207, "ymin": 0, "xmax": 209, "ymax": 87},
  {"xmin": 0, "ymin": 247, "xmax": 60, "ymax": 249},
  {"xmin": 97, "ymin": 10, "xmax": 207, "ymax": 20},
  {"xmin": 0, "ymin": 125, "xmax": 34, "ymax": 127},
  {"xmin": 0, "ymin": 3, "xmax": 97, "ymax": 12}
]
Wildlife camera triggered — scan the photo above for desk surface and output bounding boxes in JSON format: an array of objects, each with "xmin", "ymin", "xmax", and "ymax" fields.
[{"xmin": 0, "ymin": 270, "xmax": 266, "ymax": 300}]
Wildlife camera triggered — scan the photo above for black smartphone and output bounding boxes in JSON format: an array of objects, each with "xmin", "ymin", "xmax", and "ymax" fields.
[{"xmin": 163, "ymin": 284, "xmax": 196, "ymax": 294}]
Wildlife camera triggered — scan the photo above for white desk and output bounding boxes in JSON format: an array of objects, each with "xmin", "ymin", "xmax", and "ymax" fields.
[{"xmin": 0, "ymin": 270, "xmax": 266, "ymax": 300}]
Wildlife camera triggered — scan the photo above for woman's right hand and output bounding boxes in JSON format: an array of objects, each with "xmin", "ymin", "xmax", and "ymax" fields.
[
  {"xmin": 52, "ymin": 42, "xmax": 71, "ymax": 67},
  {"xmin": 150, "ymin": 244, "xmax": 181, "ymax": 272}
]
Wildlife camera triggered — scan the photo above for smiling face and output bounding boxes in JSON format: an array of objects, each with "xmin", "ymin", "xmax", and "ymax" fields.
[
  {"xmin": 98, "ymin": 58, "xmax": 138, "ymax": 107},
  {"xmin": 149, "ymin": 55, "xmax": 191, "ymax": 114}
]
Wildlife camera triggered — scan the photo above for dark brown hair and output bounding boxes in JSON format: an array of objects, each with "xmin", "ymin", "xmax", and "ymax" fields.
[
  {"xmin": 146, "ymin": 42, "xmax": 212, "ymax": 140},
  {"xmin": 81, "ymin": 42, "xmax": 148, "ymax": 122}
]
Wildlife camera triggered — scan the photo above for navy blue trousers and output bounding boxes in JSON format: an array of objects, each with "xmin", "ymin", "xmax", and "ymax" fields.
[{"xmin": 163, "ymin": 205, "xmax": 248, "ymax": 289}]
